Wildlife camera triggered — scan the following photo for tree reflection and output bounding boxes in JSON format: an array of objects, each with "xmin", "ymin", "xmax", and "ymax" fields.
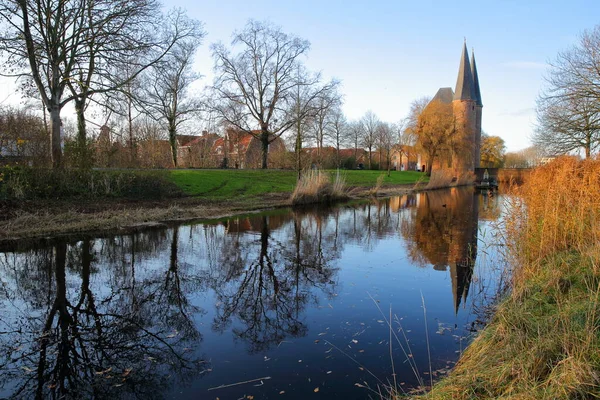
[
  {"xmin": 211, "ymin": 212, "xmax": 339, "ymax": 353},
  {"xmin": 0, "ymin": 237, "xmax": 208, "ymax": 399}
]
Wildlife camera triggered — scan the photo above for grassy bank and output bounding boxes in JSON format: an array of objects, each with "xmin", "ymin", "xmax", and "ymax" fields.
[
  {"xmin": 167, "ymin": 169, "xmax": 427, "ymax": 198},
  {"xmin": 0, "ymin": 168, "xmax": 426, "ymax": 240},
  {"xmin": 416, "ymin": 157, "xmax": 600, "ymax": 399}
]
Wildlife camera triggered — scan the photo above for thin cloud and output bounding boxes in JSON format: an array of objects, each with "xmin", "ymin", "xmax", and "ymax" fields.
[
  {"xmin": 498, "ymin": 107, "xmax": 535, "ymax": 117},
  {"xmin": 502, "ymin": 61, "xmax": 548, "ymax": 70}
]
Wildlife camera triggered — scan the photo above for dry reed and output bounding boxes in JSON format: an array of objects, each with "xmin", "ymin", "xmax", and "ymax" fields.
[{"xmin": 290, "ymin": 169, "xmax": 348, "ymax": 206}]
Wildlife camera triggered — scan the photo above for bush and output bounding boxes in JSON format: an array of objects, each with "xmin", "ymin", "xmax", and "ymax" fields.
[
  {"xmin": 0, "ymin": 167, "xmax": 182, "ymax": 201},
  {"xmin": 291, "ymin": 169, "xmax": 348, "ymax": 206}
]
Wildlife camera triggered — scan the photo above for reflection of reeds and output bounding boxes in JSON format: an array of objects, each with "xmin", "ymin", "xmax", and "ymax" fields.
[
  {"xmin": 291, "ymin": 169, "xmax": 348, "ymax": 206},
  {"xmin": 418, "ymin": 157, "xmax": 600, "ymax": 399}
]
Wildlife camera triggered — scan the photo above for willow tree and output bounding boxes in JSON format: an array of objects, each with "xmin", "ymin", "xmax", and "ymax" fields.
[
  {"xmin": 415, "ymin": 99, "xmax": 455, "ymax": 175},
  {"xmin": 211, "ymin": 20, "xmax": 318, "ymax": 169}
]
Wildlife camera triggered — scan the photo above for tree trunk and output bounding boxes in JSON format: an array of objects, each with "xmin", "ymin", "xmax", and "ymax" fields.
[
  {"xmin": 261, "ymin": 129, "xmax": 269, "ymax": 169},
  {"xmin": 368, "ymin": 147, "xmax": 372, "ymax": 169},
  {"xmin": 295, "ymin": 121, "xmax": 302, "ymax": 179},
  {"xmin": 168, "ymin": 120, "xmax": 177, "ymax": 168},
  {"xmin": 50, "ymin": 104, "xmax": 62, "ymax": 168},
  {"xmin": 128, "ymin": 95, "xmax": 136, "ymax": 166},
  {"xmin": 74, "ymin": 99, "xmax": 90, "ymax": 169}
]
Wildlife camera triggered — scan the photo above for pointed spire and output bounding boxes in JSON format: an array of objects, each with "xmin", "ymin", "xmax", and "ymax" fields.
[
  {"xmin": 453, "ymin": 41, "xmax": 475, "ymax": 102},
  {"xmin": 471, "ymin": 49, "xmax": 483, "ymax": 106}
]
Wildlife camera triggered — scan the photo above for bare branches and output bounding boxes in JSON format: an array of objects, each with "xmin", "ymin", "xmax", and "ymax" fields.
[
  {"xmin": 535, "ymin": 25, "xmax": 600, "ymax": 158},
  {"xmin": 210, "ymin": 20, "xmax": 318, "ymax": 169}
]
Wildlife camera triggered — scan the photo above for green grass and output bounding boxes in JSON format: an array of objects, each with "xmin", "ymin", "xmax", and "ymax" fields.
[{"xmin": 167, "ymin": 169, "xmax": 428, "ymax": 199}]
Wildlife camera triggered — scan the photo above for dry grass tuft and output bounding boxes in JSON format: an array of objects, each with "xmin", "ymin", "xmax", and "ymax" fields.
[
  {"xmin": 291, "ymin": 169, "xmax": 348, "ymax": 206},
  {"xmin": 413, "ymin": 157, "xmax": 600, "ymax": 400}
]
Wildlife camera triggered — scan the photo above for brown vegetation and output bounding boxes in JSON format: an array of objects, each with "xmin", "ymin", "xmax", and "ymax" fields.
[{"xmin": 290, "ymin": 170, "xmax": 348, "ymax": 206}]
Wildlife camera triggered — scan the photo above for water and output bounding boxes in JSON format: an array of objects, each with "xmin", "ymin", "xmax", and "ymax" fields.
[{"xmin": 0, "ymin": 188, "xmax": 508, "ymax": 399}]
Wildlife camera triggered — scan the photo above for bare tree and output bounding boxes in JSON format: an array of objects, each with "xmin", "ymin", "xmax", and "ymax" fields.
[
  {"xmin": 211, "ymin": 20, "xmax": 319, "ymax": 169},
  {"xmin": 535, "ymin": 25, "xmax": 600, "ymax": 158},
  {"xmin": 328, "ymin": 108, "xmax": 349, "ymax": 168},
  {"xmin": 360, "ymin": 110, "xmax": 379, "ymax": 169},
  {"xmin": 289, "ymin": 65, "xmax": 339, "ymax": 177},
  {"xmin": 376, "ymin": 121, "xmax": 395, "ymax": 176},
  {"xmin": 309, "ymin": 86, "xmax": 342, "ymax": 162},
  {"xmin": 138, "ymin": 17, "xmax": 205, "ymax": 167},
  {"xmin": 535, "ymin": 92, "xmax": 600, "ymax": 158},
  {"xmin": 348, "ymin": 120, "xmax": 362, "ymax": 165}
]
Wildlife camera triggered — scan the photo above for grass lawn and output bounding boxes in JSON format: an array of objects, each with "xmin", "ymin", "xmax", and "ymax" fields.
[{"xmin": 167, "ymin": 169, "xmax": 428, "ymax": 198}]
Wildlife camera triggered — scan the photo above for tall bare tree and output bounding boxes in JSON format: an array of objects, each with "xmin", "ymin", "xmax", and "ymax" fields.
[
  {"xmin": 376, "ymin": 121, "xmax": 395, "ymax": 175},
  {"xmin": 138, "ymin": 17, "xmax": 205, "ymax": 167},
  {"xmin": 535, "ymin": 25, "xmax": 600, "ymax": 158},
  {"xmin": 328, "ymin": 108, "xmax": 348, "ymax": 168},
  {"xmin": 309, "ymin": 86, "xmax": 342, "ymax": 161},
  {"xmin": 360, "ymin": 110, "xmax": 379, "ymax": 169},
  {"xmin": 211, "ymin": 20, "xmax": 319, "ymax": 169},
  {"xmin": 0, "ymin": 0, "xmax": 199, "ymax": 168}
]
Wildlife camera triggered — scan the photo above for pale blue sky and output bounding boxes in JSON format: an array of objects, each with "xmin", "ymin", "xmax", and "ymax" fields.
[
  {"xmin": 2, "ymin": 0, "xmax": 598, "ymax": 151},
  {"xmin": 174, "ymin": 0, "xmax": 600, "ymax": 151}
]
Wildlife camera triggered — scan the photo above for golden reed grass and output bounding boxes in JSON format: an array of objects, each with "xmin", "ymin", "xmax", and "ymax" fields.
[{"xmin": 290, "ymin": 169, "xmax": 348, "ymax": 206}]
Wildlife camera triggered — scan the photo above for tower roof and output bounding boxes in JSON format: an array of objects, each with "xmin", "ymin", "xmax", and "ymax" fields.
[
  {"xmin": 453, "ymin": 41, "xmax": 476, "ymax": 102},
  {"xmin": 432, "ymin": 87, "xmax": 454, "ymax": 104},
  {"xmin": 470, "ymin": 50, "xmax": 483, "ymax": 106}
]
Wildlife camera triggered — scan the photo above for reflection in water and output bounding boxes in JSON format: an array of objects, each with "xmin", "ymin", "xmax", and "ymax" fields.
[
  {"xmin": 0, "ymin": 188, "xmax": 503, "ymax": 399},
  {"xmin": 0, "ymin": 234, "xmax": 208, "ymax": 399},
  {"xmin": 401, "ymin": 189, "xmax": 480, "ymax": 313}
]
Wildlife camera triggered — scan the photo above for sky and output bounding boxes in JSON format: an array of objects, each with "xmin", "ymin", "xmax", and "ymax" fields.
[{"xmin": 2, "ymin": 0, "xmax": 600, "ymax": 152}]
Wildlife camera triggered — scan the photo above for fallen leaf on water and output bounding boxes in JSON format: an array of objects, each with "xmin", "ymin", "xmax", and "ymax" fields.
[
  {"xmin": 279, "ymin": 391, "xmax": 285, "ymax": 394},
  {"xmin": 122, "ymin": 368, "xmax": 132, "ymax": 377},
  {"xmin": 318, "ymin": 332, "xmax": 327, "ymax": 336},
  {"xmin": 298, "ymin": 360, "xmax": 302, "ymax": 363},
  {"xmin": 377, "ymin": 320, "xmax": 384, "ymax": 323},
  {"xmin": 354, "ymin": 383, "xmax": 366, "ymax": 388},
  {"xmin": 358, "ymin": 367, "xmax": 364, "ymax": 371},
  {"xmin": 166, "ymin": 330, "xmax": 178, "ymax": 338},
  {"xmin": 113, "ymin": 383, "xmax": 124, "ymax": 388},
  {"xmin": 358, "ymin": 350, "xmax": 364, "ymax": 353},
  {"xmin": 95, "ymin": 367, "xmax": 112, "ymax": 375},
  {"xmin": 314, "ymin": 387, "xmax": 319, "ymax": 393},
  {"xmin": 326, "ymin": 371, "xmax": 332, "ymax": 374},
  {"xmin": 351, "ymin": 339, "xmax": 358, "ymax": 344},
  {"xmin": 247, "ymin": 396, "xmax": 254, "ymax": 399},
  {"xmin": 314, "ymin": 340, "xmax": 319, "ymax": 344}
]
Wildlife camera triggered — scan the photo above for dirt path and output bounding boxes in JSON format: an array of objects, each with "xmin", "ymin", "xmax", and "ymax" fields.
[{"xmin": 0, "ymin": 184, "xmax": 420, "ymax": 245}]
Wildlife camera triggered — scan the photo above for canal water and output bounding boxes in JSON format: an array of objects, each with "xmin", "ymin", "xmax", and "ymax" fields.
[{"xmin": 0, "ymin": 188, "xmax": 508, "ymax": 399}]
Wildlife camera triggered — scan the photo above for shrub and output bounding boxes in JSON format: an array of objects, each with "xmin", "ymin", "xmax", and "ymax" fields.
[{"xmin": 0, "ymin": 167, "xmax": 182, "ymax": 201}]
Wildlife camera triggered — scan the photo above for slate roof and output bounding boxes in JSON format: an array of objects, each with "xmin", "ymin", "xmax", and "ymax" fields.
[
  {"xmin": 453, "ymin": 42, "xmax": 476, "ymax": 101},
  {"xmin": 470, "ymin": 50, "xmax": 483, "ymax": 106},
  {"xmin": 432, "ymin": 87, "xmax": 455, "ymax": 104}
]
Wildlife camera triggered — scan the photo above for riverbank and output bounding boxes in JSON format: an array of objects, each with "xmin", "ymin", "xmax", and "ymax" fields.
[
  {"xmin": 414, "ymin": 157, "xmax": 600, "ymax": 400},
  {"xmin": 0, "ymin": 168, "xmax": 426, "ymax": 242}
]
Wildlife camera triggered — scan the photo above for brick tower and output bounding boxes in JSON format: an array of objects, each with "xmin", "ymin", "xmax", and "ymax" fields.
[{"xmin": 452, "ymin": 41, "xmax": 482, "ymax": 171}]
